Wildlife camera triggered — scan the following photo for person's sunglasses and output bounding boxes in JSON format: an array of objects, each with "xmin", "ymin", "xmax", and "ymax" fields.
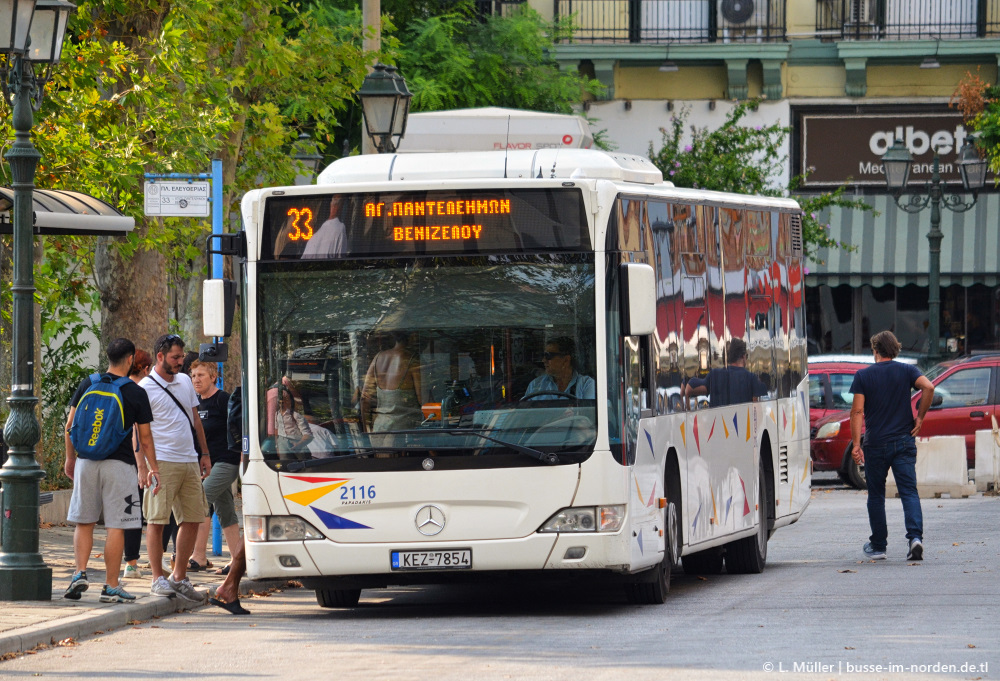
[{"xmin": 543, "ymin": 352, "xmax": 567, "ymax": 360}]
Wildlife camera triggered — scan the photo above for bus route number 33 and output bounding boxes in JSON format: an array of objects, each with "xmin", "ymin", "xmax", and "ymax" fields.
[{"xmin": 286, "ymin": 207, "xmax": 314, "ymax": 241}]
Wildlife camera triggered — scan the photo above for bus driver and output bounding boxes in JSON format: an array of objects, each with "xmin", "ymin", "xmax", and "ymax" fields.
[{"xmin": 524, "ymin": 337, "xmax": 595, "ymax": 400}]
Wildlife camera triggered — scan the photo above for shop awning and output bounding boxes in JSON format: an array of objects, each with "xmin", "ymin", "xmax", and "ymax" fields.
[
  {"xmin": 0, "ymin": 188, "xmax": 135, "ymax": 236},
  {"xmin": 804, "ymin": 192, "xmax": 1000, "ymax": 288}
]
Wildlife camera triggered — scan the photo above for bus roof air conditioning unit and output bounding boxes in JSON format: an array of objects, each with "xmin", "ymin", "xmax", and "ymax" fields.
[{"xmin": 718, "ymin": 0, "xmax": 769, "ymax": 42}]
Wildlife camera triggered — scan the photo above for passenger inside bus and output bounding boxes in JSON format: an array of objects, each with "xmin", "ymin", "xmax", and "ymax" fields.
[
  {"xmin": 302, "ymin": 195, "xmax": 348, "ymax": 259},
  {"xmin": 524, "ymin": 337, "xmax": 596, "ymax": 400},
  {"xmin": 361, "ymin": 330, "xmax": 423, "ymax": 432},
  {"xmin": 267, "ymin": 376, "xmax": 314, "ymax": 459},
  {"xmin": 684, "ymin": 338, "xmax": 767, "ymax": 407}
]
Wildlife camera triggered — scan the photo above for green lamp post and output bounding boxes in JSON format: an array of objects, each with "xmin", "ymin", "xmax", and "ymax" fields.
[
  {"xmin": 356, "ymin": 63, "xmax": 412, "ymax": 154},
  {"xmin": 0, "ymin": 0, "xmax": 76, "ymax": 601},
  {"xmin": 881, "ymin": 136, "xmax": 988, "ymax": 363}
]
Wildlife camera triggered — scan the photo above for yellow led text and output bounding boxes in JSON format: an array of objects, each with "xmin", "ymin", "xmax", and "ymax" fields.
[
  {"xmin": 366, "ymin": 199, "xmax": 511, "ymax": 218},
  {"xmin": 393, "ymin": 225, "xmax": 484, "ymax": 242}
]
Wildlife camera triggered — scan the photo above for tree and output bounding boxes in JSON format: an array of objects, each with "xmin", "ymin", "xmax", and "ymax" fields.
[
  {"xmin": 648, "ymin": 101, "xmax": 873, "ymax": 263},
  {"xmin": 952, "ymin": 68, "xmax": 1000, "ymax": 175}
]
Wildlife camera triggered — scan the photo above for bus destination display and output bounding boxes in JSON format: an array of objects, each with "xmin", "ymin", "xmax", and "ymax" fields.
[{"xmin": 263, "ymin": 188, "xmax": 588, "ymax": 260}]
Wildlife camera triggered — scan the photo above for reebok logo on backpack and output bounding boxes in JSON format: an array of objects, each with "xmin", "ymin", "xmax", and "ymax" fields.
[{"xmin": 70, "ymin": 373, "xmax": 131, "ymax": 460}]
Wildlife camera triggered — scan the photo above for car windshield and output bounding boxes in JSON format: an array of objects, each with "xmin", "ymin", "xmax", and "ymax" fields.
[{"xmin": 255, "ymin": 255, "xmax": 597, "ymax": 470}]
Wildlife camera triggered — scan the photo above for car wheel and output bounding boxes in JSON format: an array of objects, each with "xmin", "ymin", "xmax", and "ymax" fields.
[{"xmin": 839, "ymin": 444, "xmax": 866, "ymax": 490}]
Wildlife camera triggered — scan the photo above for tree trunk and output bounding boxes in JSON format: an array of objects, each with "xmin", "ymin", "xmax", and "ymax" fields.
[{"xmin": 94, "ymin": 222, "xmax": 168, "ymax": 357}]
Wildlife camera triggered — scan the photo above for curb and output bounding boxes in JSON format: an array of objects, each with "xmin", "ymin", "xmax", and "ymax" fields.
[{"xmin": 0, "ymin": 595, "xmax": 205, "ymax": 658}]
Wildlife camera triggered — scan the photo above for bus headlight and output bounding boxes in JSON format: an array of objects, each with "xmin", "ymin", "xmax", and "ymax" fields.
[
  {"xmin": 538, "ymin": 505, "xmax": 626, "ymax": 533},
  {"xmin": 815, "ymin": 421, "xmax": 841, "ymax": 439},
  {"xmin": 245, "ymin": 515, "xmax": 325, "ymax": 542}
]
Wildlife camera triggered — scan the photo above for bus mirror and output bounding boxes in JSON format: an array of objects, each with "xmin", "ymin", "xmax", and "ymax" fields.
[
  {"xmin": 204, "ymin": 279, "xmax": 236, "ymax": 337},
  {"xmin": 621, "ymin": 263, "xmax": 656, "ymax": 336}
]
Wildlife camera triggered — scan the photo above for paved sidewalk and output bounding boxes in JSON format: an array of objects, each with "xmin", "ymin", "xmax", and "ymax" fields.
[{"xmin": 0, "ymin": 523, "xmax": 241, "ymax": 657}]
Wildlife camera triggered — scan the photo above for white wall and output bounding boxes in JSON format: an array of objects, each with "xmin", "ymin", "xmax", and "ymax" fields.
[{"xmin": 581, "ymin": 99, "xmax": 793, "ymax": 188}]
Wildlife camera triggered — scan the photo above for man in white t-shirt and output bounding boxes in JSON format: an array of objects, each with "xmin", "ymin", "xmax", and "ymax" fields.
[{"xmin": 140, "ymin": 334, "xmax": 211, "ymax": 603}]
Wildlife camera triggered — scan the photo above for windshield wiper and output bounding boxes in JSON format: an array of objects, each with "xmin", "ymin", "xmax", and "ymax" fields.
[
  {"xmin": 394, "ymin": 428, "xmax": 561, "ymax": 465},
  {"xmin": 280, "ymin": 428, "xmax": 561, "ymax": 471}
]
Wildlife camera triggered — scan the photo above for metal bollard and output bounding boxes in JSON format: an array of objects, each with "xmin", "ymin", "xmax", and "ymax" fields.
[{"xmin": 212, "ymin": 512, "xmax": 223, "ymax": 556}]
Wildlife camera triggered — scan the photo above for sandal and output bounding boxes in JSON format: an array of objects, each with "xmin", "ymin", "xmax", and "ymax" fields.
[
  {"xmin": 209, "ymin": 597, "xmax": 250, "ymax": 615},
  {"xmin": 188, "ymin": 559, "xmax": 213, "ymax": 571},
  {"xmin": 213, "ymin": 564, "xmax": 231, "ymax": 576}
]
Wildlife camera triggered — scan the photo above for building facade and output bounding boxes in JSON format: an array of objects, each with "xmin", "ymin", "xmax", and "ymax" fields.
[{"xmin": 524, "ymin": 0, "xmax": 1000, "ymax": 359}]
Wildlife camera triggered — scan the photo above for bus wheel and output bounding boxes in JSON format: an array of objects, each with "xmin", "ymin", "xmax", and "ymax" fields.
[
  {"xmin": 681, "ymin": 546, "xmax": 724, "ymax": 575},
  {"xmin": 624, "ymin": 498, "xmax": 677, "ymax": 605},
  {"xmin": 724, "ymin": 467, "xmax": 768, "ymax": 574},
  {"xmin": 316, "ymin": 588, "xmax": 362, "ymax": 608}
]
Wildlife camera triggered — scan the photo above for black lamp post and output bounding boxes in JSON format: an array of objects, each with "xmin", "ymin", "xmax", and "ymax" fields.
[
  {"xmin": 292, "ymin": 132, "xmax": 324, "ymax": 185},
  {"xmin": 0, "ymin": 0, "xmax": 75, "ymax": 601},
  {"xmin": 356, "ymin": 63, "xmax": 412, "ymax": 154},
  {"xmin": 881, "ymin": 137, "xmax": 988, "ymax": 362}
]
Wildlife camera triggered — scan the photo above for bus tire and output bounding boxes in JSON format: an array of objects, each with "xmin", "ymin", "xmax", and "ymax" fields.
[
  {"xmin": 624, "ymin": 496, "xmax": 677, "ymax": 605},
  {"xmin": 315, "ymin": 588, "xmax": 362, "ymax": 608},
  {"xmin": 681, "ymin": 546, "xmax": 724, "ymax": 575},
  {"xmin": 724, "ymin": 465, "xmax": 769, "ymax": 574}
]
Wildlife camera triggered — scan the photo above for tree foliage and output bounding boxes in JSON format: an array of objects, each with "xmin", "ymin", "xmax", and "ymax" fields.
[
  {"xmin": 648, "ymin": 101, "xmax": 873, "ymax": 263},
  {"xmin": 952, "ymin": 68, "xmax": 1000, "ymax": 176}
]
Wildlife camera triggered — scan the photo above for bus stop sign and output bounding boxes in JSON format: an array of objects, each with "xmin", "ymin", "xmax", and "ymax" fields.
[{"xmin": 144, "ymin": 181, "xmax": 210, "ymax": 217}]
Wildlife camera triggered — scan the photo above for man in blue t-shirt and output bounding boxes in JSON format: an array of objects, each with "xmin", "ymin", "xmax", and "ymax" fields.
[{"xmin": 849, "ymin": 330, "xmax": 935, "ymax": 562}]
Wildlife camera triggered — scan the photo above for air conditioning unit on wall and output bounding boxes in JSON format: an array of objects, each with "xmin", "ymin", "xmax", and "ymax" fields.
[{"xmin": 717, "ymin": 0, "xmax": 771, "ymax": 42}]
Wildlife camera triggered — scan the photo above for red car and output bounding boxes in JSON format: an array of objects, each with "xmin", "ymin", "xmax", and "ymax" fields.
[
  {"xmin": 808, "ymin": 357, "xmax": 875, "ymax": 488},
  {"xmin": 810, "ymin": 354, "xmax": 1000, "ymax": 489}
]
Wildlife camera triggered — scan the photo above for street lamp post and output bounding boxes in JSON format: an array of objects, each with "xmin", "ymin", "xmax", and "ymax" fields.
[
  {"xmin": 356, "ymin": 63, "xmax": 412, "ymax": 154},
  {"xmin": 0, "ymin": 0, "xmax": 75, "ymax": 601},
  {"xmin": 881, "ymin": 138, "xmax": 988, "ymax": 363},
  {"xmin": 292, "ymin": 132, "xmax": 324, "ymax": 184}
]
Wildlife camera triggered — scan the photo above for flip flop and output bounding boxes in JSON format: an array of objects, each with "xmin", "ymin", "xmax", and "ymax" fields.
[{"xmin": 209, "ymin": 597, "xmax": 250, "ymax": 615}]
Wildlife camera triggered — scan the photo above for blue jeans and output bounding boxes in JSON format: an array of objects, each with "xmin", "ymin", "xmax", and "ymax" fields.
[{"xmin": 864, "ymin": 434, "xmax": 923, "ymax": 551}]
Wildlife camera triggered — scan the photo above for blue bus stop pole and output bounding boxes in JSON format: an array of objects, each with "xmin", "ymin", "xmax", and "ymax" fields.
[{"xmin": 211, "ymin": 158, "xmax": 224, "ymax": 557}]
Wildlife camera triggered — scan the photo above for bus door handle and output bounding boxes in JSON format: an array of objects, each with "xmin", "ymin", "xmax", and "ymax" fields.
[{"xmin": 969, "ymin": 411, "xmax": 986, "ymax": 418}]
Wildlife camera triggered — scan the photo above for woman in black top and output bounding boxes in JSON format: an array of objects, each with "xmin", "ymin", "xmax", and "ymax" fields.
[{"xmin": 190, "ymin": 360, "xmax": 242, "ymax": 574}]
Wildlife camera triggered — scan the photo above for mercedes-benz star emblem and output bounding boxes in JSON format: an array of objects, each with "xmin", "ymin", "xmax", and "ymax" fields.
[{"xmin": 415, "ymin": 504, "xmax": 446, "ymax": 536}]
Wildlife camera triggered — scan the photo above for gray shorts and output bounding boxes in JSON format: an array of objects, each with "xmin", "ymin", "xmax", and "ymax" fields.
[
  {"xmin": 203, "ymin": 462, "xmax": 240, "ymax": 528},
  {"xmin": 67, "ymin": 459, "xmax": 142, "ymax": 530}
]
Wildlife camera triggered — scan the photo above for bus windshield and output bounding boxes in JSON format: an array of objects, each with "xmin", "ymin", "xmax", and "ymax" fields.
[{"xmin": 256, "ymin": 254, "xmax": 597, "ymax": 470}]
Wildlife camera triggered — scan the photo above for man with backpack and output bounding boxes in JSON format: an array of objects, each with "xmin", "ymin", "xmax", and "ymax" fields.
[
  {"xmin": 140, "ymin": 334, "xmax": 211, "ymax": 603},
  {"xmin": 64, "ymin": 337, "xmax": 157, "ymax": 603}
]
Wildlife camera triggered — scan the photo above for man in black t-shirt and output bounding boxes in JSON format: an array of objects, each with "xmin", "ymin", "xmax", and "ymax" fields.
[
  {"xmin": 685, "ymin": 339, "xmax": 768, "ymax": 407},
  {"xmin": 63, "ymin": 338, "xmax": 157, "ymax": 603},
  {"xmin": 850, "ymin": 330, "xmax": 935, "ymax": 562}
]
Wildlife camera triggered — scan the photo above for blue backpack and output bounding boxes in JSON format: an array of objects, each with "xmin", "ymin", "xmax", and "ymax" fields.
[{"xmin": 70, "ymin": 373, "xmax": 132, "ymax": 460}]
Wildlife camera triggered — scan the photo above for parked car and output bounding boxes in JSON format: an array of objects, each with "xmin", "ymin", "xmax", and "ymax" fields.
[
  {"xmin": 810, "ymin": 354, "xmax": 1000, "ymax": 489},
  {"xmin": 808, "ymin": 356, "xmax": 875, "ymax": 432}
]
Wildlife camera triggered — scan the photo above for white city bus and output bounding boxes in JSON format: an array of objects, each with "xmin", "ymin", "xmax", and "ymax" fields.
[{"xmin": 206, "ymin": 149, "xmax": 810, "ymax": 607}]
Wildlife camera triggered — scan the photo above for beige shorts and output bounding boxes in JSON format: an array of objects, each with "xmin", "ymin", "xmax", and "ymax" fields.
[{"xmin": 144, "ymin": 461, "xmax": 208, "ymax": 524}]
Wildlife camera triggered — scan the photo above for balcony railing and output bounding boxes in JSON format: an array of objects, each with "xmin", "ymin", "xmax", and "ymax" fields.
[
  {"xmin": 475, "ymin": 0, "xmax": 528, "ymax": 17},
  {"xmin": 554, "ymin": 0, "xmax": 787, "ymax": 43},
  {"xmin": 816, "ymin": 0, "xmax": 1000, "ymax": 39}
]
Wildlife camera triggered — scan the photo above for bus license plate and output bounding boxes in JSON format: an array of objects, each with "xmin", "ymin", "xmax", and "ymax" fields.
[{"xmin": 391, "ymin": 549, "xmax": 472, "ymax": 571}]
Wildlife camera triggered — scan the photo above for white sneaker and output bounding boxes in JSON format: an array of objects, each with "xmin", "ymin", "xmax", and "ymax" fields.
[
  {"xmin": 150, "ymin": 576, "xmax": 177, "ymax": 598},
  {"xmin": 123, "ymin": 564, "xmax": 144, "ymax": 580},
  {"xmin": 168, "ymin": 576, "xmax": 207, "ymax": 604}
]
